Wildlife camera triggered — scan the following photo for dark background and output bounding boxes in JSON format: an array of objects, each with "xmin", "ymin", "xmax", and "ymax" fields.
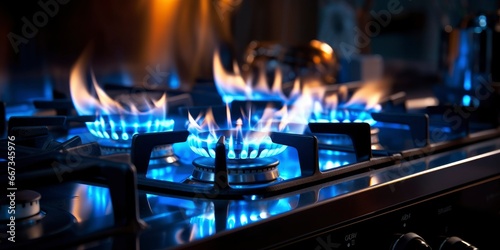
[{"xmin": 0, "ymin": 0, "xmax": 498, "ymax": 104}]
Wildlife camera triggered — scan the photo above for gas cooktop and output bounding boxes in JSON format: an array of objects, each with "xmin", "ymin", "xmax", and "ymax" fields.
[{"xmin": 1, "ymin": 81, "xmax": 500, "ymax": 250}]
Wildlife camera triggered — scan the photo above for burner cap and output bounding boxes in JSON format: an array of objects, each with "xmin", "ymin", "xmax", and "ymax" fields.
[
  {"xmin": 1, "ymin": 190, "xmax": 41, "ymax": 221},
  {"xmin": 191, "ymin": 157, "xmax": 280, "ymax": 184}
]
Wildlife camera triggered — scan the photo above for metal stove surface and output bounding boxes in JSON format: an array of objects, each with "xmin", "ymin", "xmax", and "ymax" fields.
[
  {"xmin": 3, "ymin": 132, "xmax": 500, "ymax": 250},
  {"xmin": 2, "ymin": 82, "xmax": 500, "ymax": 249}
]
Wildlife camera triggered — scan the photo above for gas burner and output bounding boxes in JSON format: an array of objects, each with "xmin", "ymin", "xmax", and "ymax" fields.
[
  {"xmin": 186, "ymin": 104, "xmax": 303, "ymax": 160},
  {"xmin": 309, "ymin": 103, "xmax": 383, "ymax": 150},
  {"xmin": 308, "ymin": 80, "xmax": 391, "ymax": 126},
  {"xmin": 69, "ymin": 51, "xmax": 177, "ymax": 159},
  {"xmin": 65, "ymin": 125, "xmax": 180, "ymax": 163},
  {"xmin": 0, "ymin": 190, "xmax": 75, "ymax": 242},
  {"xmin": 189, "ymin": 157, "xmax": 281, "ymax": 184},
  {"xmin": 187, "ymin": 130, "xmax": 287, "ymax": 160},
  {"xmin": 75, "ymin": 103, "xmax": 178, "ymax": 162},
  {"xmin": 1, "ymin": 190, "xmax": 43, "ymax": 222},
  {"xmin": 86, "ymin": 114, "xmax": 175, "ymax": 142},
  {"xmin": 85, "ymin": 113, "xmax": 175, "ymax": 156}
]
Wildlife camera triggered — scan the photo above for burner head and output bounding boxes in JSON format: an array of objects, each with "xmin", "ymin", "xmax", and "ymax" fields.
[
  {"xmin": 1, "ymin": 190, "xmax": 41, "ymax": 221},
  {"xmin": 83, "ymin": 114, "xmax": 176, "ymax": 162},
  {"xmin": 70, "ymin": 61, "xmax": 175, "ymax": 143},
  {"xmin": 187, "ymin": 130, "xmax": 287, "ymax": 160},
  {"xmin": 0, "ymin": 189, "xmax": 75, "ymax": 242},
  {"xmin": 190, "ymin": 157, "xmax": 280, "ymax": 184}
]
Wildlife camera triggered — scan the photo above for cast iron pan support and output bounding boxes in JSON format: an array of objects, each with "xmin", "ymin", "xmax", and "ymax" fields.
[
  {"xmin": 131, "ymin": 130, "xmax": 189, "ymax": 175},
  {"xmin": 271, "ymin": 131, "xmax": 320, "ymax": 177},
  {"xmin": 1, "ymin": 153, "xmax": 145, "ymax": 250},
  {"xmin": 371, "ymin": 112, "xmax": 430, "ymax": 147},
  {"xmin": 214, "ymin": 136, "xmax": 229, "ymax": 190},
  {"xmin": 131, "ymin": 130, "xmax": 319, "ymax": 179},
  {"xmin": 130, "ymin": 130, "xmax": 319, "ymax": 198},
  {"xmin": 7, "ymin": 116, "xmax": 95, "ymax": 134},
  {"xmin": 308, "ymin": 122, "xmax": 372, "ymax": 162},
  {"xmin": 8, "ymin": 153, "xmax": 146, "ymax": 231}
]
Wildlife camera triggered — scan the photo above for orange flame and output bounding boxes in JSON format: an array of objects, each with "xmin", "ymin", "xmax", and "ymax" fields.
[
  {"xmin": 284, "ymin": 77, "xmax": 328, "ymax": 125},
  {"xmin": 317, "ymin": 80, "xmax": 390, "ymax": 112},
  {"xmin": 343, "ymin": 79, "xmax": 389, "ymax": 110},
  {"xmin": 309, "ymin": 79, "xmax": 391, "ymax": 123},
  {"xmin": 143, "ymin": 1, "xmax": 233, "ymax": 88},
  {"xmin": 213, "ymin": 50, "xmax": 290, "ymax": 103},
  {"xmin": 70, "ymin": 50, "xmax": 167, "ymax": 118},
  {"xmin": 188, "ymin": 107, "xmax": 220, "ymax": 138}
]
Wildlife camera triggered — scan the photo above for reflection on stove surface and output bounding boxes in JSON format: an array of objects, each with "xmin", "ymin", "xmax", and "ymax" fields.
[{"xmin": 8, "ymin": 135, "xmax": 497, "ymax": 249}]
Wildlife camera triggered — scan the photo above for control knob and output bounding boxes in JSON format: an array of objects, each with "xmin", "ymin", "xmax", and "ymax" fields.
[
  {"xmin": 392, "ymin": 232, "xmax": 432, "ymax": 250},
  {"xmin": 439, "ymin": 236, "xmax": 478, "ymax": 250}
]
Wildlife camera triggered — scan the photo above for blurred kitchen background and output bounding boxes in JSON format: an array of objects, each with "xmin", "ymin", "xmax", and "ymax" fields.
[{"xmin": 0, "ymin": 0, "xmax": 499, "ymax": 106}]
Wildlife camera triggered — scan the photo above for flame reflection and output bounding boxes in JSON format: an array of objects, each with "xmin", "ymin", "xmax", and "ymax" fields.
[
  {"xmin": 70, "ymin": 50, "xmax": 174, "ymax": 141},
  {"xmin": 145, "ymin": 193, "xmax": 299, "ymax": 243}
]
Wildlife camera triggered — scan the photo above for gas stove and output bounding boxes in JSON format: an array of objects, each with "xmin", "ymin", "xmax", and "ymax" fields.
[
  {"xmin": 3, "ymin": 0, "xmax": 500, "ymax": 248},
  {"xmin": 1, "ymin": 75, "xmax": 500, "ymax": 250}
]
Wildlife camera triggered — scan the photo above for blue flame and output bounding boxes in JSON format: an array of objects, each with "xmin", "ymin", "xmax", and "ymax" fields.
[
  {"xmin": 86, "ymin": 115, "xmax": 174, "ymax": 142},
  {"xmin": 187, "ymin": 132, "xmax": 287, "ymax": 159},
  {"xmin": 311, "ymin": 106, "xmax": 379, "ymax": 125},
  {"xmin": 187, "ymin": 106, "xmax": 294, "ymax": 159}
]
